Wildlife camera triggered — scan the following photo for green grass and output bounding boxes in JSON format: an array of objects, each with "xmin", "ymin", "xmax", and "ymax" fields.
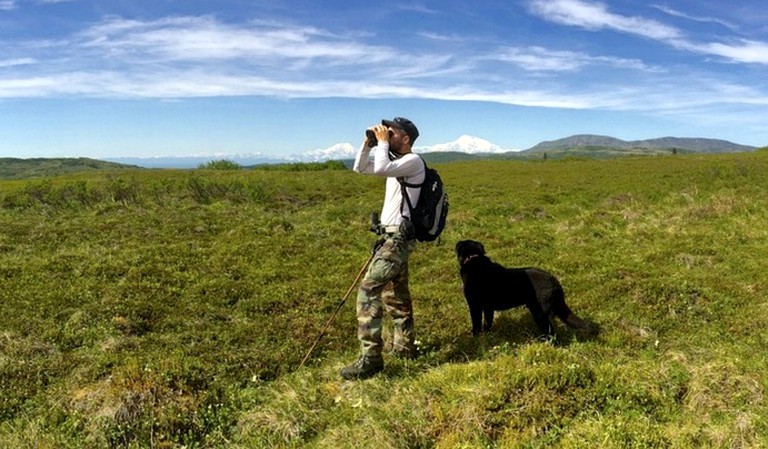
[{"xmin": 1, "ymin": 154, "xmax": 767, "ymax": 447}]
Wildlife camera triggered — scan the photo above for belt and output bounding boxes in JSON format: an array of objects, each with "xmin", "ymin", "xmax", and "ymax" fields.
[{"xmin": 379, "ymin": 225, "xmax": 401, "ymax": 235}]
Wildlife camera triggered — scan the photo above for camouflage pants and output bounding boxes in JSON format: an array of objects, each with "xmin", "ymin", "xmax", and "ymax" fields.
[{"xmin": 356, "ymin": 233, "xmax": 417, "ymax": 357}]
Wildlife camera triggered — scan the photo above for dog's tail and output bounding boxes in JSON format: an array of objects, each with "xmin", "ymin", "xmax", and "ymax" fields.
[{"xmin": 551, "ymin": 283, "xmax": 600, "ymax": 335}]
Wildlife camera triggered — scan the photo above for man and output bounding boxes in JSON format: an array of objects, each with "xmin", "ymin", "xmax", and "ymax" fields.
[{"xmin": 341, "ymin": 116, "xmax": 425, "ymax": 380}]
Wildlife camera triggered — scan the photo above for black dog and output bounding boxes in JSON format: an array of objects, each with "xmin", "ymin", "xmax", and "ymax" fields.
[{"xmin": 456, "ymin": 240, "xmax": 596, "ymax": 338}]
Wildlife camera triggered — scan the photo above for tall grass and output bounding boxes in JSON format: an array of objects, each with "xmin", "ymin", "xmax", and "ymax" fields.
[{"xmin": 1, "ymin": 154, "xmax": 767, "ymax": 447}]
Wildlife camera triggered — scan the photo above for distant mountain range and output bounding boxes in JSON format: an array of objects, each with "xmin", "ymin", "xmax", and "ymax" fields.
[
  {"xmin": 104, "ymin": 135, "xmax": 513, "ymax": 168},
  {"xmin": 0, "ymin": 134, "xmax": 746, "ymax": 171},
  {"xmin": 100, "ymin": 134, "xmax": 758, "ymax": 168},
  {"xmin": 2, "ymin": 134, "xmax": 760, "ymax": 179},
  {"xmin": 527, "ymin": 135, "xmax": 755, "ymax": 154}
]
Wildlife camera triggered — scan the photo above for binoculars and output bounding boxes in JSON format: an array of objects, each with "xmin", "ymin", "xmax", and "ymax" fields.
[
  {"xmin": 366, "ymin": 128, "xmax": 395, "ymax": 147},
  {"xmin": 365, "ymin": 129, "xmax": 377, "ymax": 146}
]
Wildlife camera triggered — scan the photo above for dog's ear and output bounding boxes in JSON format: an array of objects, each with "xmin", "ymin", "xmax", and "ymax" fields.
[{"xmin": 466, "ymin": 240, "xmax": 485, "ymax": 255}]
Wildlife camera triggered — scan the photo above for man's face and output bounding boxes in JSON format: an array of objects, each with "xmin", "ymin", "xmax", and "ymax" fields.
[{"xmin": 387, "ymin": 126, "xmax": 408, "ymax": 153}]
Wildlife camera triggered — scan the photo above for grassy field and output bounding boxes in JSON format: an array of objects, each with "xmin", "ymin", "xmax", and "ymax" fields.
[{"xmin": 1, "ymin": 153, "xmax": 767, "ymax": 448}]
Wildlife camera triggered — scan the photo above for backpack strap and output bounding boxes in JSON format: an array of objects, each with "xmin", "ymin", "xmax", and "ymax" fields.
[{"xmin": 397, "ymin": 155, "xmax": 427, "ymax": 217}]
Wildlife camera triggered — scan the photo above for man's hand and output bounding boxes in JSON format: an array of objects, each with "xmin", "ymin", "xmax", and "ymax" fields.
[{"xmin": 372, "ymin": 124, "xmax": 389, "ymax": 143}]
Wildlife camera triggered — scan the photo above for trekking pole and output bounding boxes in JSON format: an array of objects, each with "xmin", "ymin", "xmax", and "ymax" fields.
[{"xmin": 298, "ymin": 252, "xmax": 375, "ymax": 370}]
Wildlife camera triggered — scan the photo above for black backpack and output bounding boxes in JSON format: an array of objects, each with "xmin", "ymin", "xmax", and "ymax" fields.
[{"xmin": 398, "ymin": 156, "xmax": 448, "ymax": 242}]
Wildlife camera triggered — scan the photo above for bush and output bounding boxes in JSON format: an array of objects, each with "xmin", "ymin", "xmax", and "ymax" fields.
[
  {"xmin": 255, "ymin": 160, "xmax": 348, "ymax": 171},
  {"xmin": 198, "ymin": 160, "xmax": 243, "ymax": 170}
]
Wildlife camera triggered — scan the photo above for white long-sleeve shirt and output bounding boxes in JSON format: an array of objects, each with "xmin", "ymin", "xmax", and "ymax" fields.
[{"xmin": 353, "ymin": 141, "xmax": 425, "ymax": 227}]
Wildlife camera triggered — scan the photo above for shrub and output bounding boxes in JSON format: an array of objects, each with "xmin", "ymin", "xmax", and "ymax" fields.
[{"xmin": 198, "ymin": 159, "xmax": 243, "ymax": 170}]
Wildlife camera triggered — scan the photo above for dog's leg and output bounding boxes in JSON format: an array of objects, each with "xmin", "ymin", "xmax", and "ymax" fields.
[
  {"xmin": 526, "ymin": 300, "xmax": 555, "ymax": 337},
  {"xmin": 467, "ymin": 297, "xmax": 484, "ymax": 335},
  {"xmin": 482, "ymin": 306, "xmax": 495, "ymax": 332}
]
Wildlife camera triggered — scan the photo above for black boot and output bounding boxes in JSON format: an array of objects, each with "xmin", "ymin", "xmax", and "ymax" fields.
[{"xmin": 340, "ymin": 355, "xmax": 384, "ymax": 380}]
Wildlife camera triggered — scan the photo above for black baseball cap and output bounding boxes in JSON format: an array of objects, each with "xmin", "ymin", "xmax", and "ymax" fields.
[{"xmin": 382, "ymin": 117, "xmax": 419, "ymax": 143}]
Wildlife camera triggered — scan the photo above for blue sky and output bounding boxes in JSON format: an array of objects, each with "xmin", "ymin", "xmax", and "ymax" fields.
[{"xmin": 1, "ymin": 0, "xmax": 767, "ymax": 159}]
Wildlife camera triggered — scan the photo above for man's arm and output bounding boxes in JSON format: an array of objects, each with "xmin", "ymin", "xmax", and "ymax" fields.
[
  {"xmin": 372, "ymin": 148, "xmax": 421, "ymax": 178},
  {"xmin": 353, "ymin": 140, "xmax": 376, "ymax": 174}
]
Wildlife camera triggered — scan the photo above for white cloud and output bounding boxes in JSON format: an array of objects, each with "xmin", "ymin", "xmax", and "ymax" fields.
[
  {"xmin": 78, "ymin": 17, "xmax": 382, "ymax": 63},
  {"xmin": 0, "ymin": 58, "xmax": 36, "ymax": 67},
  {"xmin": 697, "ymin": 39, "xmax": 768, "ymax": 65},
  {"xmin": 652, "ymin": 5, "xmax": 738, "ymax": 31},
  {"xmin": 0, "ymin": 0, "xmax": 74, "ymax": 9},
  {"xmin": 529, "ymin": 0, "xmax": 682, "ymax": 41},
  {"xmin": 529, "ymin": 0, "xmax": 768, "ymax": 66},
  {"xmin": 0, "ymin": 12, "xmax": 766, "ymax": 119},
  {"xmin": 492, "ymin": 46, "xmax": 663, "ymax": 72},
  {"xmin": 394, "ymin": 3, "xmax": 439, "ymax": 15}
]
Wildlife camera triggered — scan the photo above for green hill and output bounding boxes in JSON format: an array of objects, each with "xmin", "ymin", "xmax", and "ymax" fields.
[
  {"xmin": 0, "ymin": 157, "xmax": 141, "ymax": 180},
  {"xmin": 1, "ymin": 153, "xmax": 767, "ymax": 447},
  {"xmin": 515, "ymin": 134, "xmax": 759, "ymax": 160},
  {"xmin": 518, "ymin": 144, "xmax": 695, "ymax": 159}
]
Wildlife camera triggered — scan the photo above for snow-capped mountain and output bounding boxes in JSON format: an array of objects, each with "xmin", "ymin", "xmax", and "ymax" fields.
[
  {"xmin": 105, "ymin": 134, "xmax": 756, "ymax": 168},
  {"xmin": 297, "ymin": 135, "xmax": 515, "ymax": 162},
  {"xmin": 106, "ymin": 135, "xmax": 517, "ymax": 168},
  {"xmin": 420, "ymin": 135, "xmax": 512, "ymax": 154},
  {"xmin": 297, "ymin": 143, "xmax": 357, "ymax": 162}
]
